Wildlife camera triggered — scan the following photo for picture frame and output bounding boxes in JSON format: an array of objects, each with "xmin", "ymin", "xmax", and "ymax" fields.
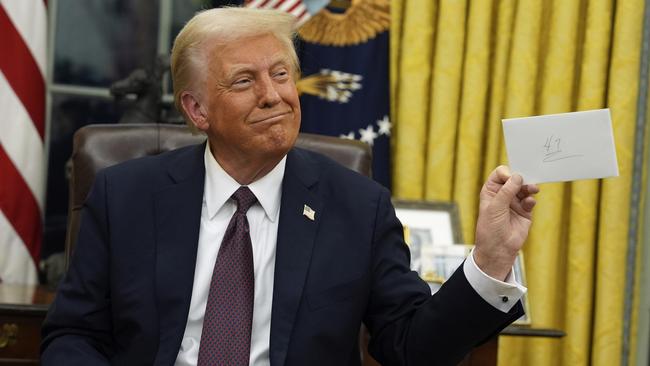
[
  {"xmin": 393, "ymin": 200, "xmax": 463, "ymax": 278},
  {"xmin": 393, "ymin": 200, "xmax": 463, "ymax": 246},
  {"xmin": 416, "ymin": 244, "xmax": 473, "ymax": 290}
]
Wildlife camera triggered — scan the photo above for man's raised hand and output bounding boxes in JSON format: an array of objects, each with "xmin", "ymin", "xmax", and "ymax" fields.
[{"xmin": 474, "ymin": 166, "xmax": 539, "ymax": 281}]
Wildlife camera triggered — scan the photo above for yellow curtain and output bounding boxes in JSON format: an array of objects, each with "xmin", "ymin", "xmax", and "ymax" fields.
[{"xmin": 390, "ymin": 0, "xmax": 646, "ymax": 365}]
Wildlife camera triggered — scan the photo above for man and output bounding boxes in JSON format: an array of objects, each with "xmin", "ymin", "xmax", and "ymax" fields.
[{"xmin": 41, "ymin": 7, "xmax": 539, "ymax": 366}]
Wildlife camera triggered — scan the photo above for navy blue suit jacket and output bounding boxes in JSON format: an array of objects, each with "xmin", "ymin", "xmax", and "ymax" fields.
[{"xmin": 41, "ymin": 143, "xmax": 522, "ymax": 365}]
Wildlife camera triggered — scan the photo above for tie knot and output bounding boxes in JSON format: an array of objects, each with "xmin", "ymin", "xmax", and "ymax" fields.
[{"xmin": 232, "ymin": 186, "xmax": 257, "ymax": 213}]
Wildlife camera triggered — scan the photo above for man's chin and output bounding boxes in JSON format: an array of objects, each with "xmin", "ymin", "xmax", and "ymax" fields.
[{"xmin": 261, "ymin": 129, "xmax": 297, "ymax": 157}]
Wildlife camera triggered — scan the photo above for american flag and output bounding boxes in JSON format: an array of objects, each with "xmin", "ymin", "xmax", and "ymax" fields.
[
  {"xmin": 0, "ymin": 0, "xmax": 47, "ymax": 284},
  {"xmin": 245, "ymin": 0, "xmax": 311, "ymax": 27}
]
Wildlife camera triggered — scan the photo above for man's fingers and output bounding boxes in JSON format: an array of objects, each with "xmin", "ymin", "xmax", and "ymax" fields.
[
  {"xmin": 481, "ymin": 165, "xmax": 512, "ymax": 198},
  {"xmin": 516, "ymin": 184, "xmax": 540, "ymax": 199},
  {"xmin": 494, "ymin": 165, "xmax": 512, "ymax": 184},
  {"xmin": 521, "ymin": 196, "xmax": 536, "ymax": 212},
  {"xmin": 494, "ymin": 173, "xmax": 523, "ymax": 206},
  {"xmin": 484, "ymin": 165, "xmax": 512, "ymax": 188},
  {"xmin": 507, "ymin": 194, "xmax": 536, "ymax": 220}
]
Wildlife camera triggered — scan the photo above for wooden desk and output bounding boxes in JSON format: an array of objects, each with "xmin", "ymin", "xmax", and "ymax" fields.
[
  {"xmin": 0, "ymin": 285, "xmax": 55, "ymax": 365},
  {"xmin": 458, "ymin": 327, "xmax": 565, "ymax": 366}
]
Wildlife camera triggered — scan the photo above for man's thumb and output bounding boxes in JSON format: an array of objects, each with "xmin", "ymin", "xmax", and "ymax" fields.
[{"xmin": 494, "ymin": 174, "xmax": 522, "ymax": 206}]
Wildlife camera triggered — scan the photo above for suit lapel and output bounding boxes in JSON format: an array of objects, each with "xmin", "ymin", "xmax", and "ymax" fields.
[
  {"xmin": 270, "ymin": 149, "xmax": 322, "ymax": 366},
  {"xmin": 152, "ymin": 143, "xmax": 206, "ymax": 365}
]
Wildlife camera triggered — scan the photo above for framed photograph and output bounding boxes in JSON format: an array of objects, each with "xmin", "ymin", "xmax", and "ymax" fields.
[
  {"xmin": 393, "ymin": 200, "xmax": 463, "ymax": 243},
  {"xmin": 416, "ymin": 244, "xmax": 473, "ymax": 294},
  {"xmin": 393, "ymin": 200, "xmax": 463, "ymax": 277}
]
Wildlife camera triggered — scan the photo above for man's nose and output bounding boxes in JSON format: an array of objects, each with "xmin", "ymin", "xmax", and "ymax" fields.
[{"xmin": 256, "ymin": 76, "xmax": 281, "ymax": 108}]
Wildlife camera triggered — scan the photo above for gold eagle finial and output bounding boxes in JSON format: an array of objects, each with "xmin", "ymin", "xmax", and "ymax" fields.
[{"xmin": 298, "ymin": 0, "xmax": 390, "ymax": 47}]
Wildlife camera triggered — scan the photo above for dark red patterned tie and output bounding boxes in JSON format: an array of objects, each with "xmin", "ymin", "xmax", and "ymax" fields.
[{"xmin": 198, "ymin": 186, "xmax": 257, "ymax": 366}]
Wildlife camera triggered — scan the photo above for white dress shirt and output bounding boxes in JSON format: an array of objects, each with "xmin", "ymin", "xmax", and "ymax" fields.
[
  {"xmin": 464, "ymin": 249, "xmax": 527, "ymax": 312},
  {"xmin": 175, "ymin": 145, "xmax": 526, "ymax": 366},
  {"xmin": 175, "ymin": 145, "xmax": 285, "ymax": 366}
]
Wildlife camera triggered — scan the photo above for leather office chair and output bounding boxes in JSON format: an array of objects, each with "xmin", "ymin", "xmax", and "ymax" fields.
[{"xmin": 65, "ymin": 123, "xmax": 372, "ymax": 264}]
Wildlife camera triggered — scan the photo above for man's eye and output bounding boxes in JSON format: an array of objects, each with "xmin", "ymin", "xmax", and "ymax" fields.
[
  {"xmin": 274, "ymin": 70, "xmax": 288, "ymax": 78},
  {"xmin": 234, "ymin": 78, "xmax": 251, "ymax": 86}
]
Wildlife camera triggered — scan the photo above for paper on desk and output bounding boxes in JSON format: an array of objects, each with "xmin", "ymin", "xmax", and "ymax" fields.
[{"xmin": 502, "ymin": 108, "xmax": 619, "ymax": 184}]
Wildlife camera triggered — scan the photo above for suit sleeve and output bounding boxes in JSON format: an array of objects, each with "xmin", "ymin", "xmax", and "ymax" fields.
[
  {"xmin": 41, "ymin": 170, "xmax": 114, "ymax": 365},
  {"xmin": 364, "ymin": 188, "xmax": 523, "ymax": 366}
]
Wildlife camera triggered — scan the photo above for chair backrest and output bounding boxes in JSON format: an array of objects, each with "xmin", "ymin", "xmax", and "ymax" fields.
[{"xmin": 65, "ymin": 123, "xmax": 372, "ymax": 264}]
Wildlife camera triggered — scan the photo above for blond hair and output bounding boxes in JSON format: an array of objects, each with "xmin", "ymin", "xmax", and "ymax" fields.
[{"xmin": 170, "ymin": 7, "xmax": 299, "ymax": 128}]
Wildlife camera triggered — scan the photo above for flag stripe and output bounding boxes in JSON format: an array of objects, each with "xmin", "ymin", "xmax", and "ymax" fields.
[
  {"xmin": 246, "ymin": 0, "xmax": 311, "ymax": 26},
  {"xmin": 0, "ymin": 145, "xmax": 42, "ymax": 266},
  {"xmin": 0, "ymin": 1, "xmax": 45, "ymax": 284},
  {"xmin": 0, "ymin": 0, "xmax": 47, "ymax": 75},
  {"xmin": 286, "ymin": 1, "xmax": 302, "ymax": 13},
  {"xmin": 0, "ymin": 211, "xmax": 38, "ymax": 284},
  {"xmin": 0, "ymin": 5, "xmax": 46, "ymax": 140},
  {"xmin": 278, "ymin": 0, "xmax": 298, "ymax": 12},
  {"xmin": 295, "ymin": 8, "xmax": 309, "ymax": 23},
  {"xmin": 0, "ymin": 73, "xmax": 45, "ymax": 210}
]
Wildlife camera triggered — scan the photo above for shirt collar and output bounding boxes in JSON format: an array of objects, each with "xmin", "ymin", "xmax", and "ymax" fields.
[{"xmin": 203, "ymin": 143, "xmax": 285, "ymax": 222}]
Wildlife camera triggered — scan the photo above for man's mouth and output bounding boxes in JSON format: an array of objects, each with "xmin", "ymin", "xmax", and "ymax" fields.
[{"xmin": 250, "ymin": 111, "xmax": 291, "ymax": 124}]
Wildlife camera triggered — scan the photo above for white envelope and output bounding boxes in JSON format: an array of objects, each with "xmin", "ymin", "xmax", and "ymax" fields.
[{"xmin": 502, "ymin": 108, "xmax": 619, "ymax": 184}]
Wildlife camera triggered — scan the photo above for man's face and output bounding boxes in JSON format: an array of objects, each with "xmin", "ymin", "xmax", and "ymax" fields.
[{"xmin": 195, "ymin": 33, "xmax": 301, "ymax": 170}]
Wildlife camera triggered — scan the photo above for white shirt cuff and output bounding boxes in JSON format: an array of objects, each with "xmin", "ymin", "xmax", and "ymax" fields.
[{"xmin": 462, "ymin": 249, "xmax": 527, "ymax": 313}]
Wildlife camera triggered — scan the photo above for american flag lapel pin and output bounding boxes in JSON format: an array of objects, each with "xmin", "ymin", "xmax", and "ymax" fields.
[{"xmin": 303, "ymin": 204, "xmax": 315, "ymax": 221}]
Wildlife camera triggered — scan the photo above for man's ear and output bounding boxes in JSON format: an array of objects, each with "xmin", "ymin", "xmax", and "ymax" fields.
[{"xmin": 180, "ymin": 91, "xmax": 209, "ymax": 131}]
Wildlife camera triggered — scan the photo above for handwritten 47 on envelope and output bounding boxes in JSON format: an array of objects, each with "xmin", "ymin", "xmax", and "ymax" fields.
[{"xmin": 502, "ymin": 108, "xmax": 619, "ymax": 184}]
